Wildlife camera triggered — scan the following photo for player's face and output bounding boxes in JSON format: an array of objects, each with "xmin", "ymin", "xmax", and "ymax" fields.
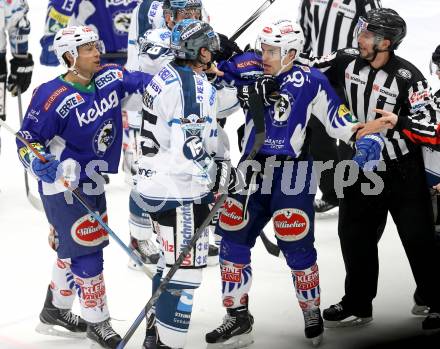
[
  {"xmin": 76, "ymin": 41, "xmax": 101, "ymax": 73},
  {"xmin": 261, "ymin": 43, "xmax": 282, "ymax": 75},
  {"xmin": 175, "ymin": 7, "xmax": 202, "ymax": 21}
]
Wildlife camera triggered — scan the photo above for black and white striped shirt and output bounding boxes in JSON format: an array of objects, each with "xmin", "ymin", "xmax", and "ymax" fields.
[
  {"xmin": 297, "ymin": 0, "xmax": 381, "ymax": 56},
  {"xmin": 301, "ymin": 49, "xmax": 440, "ymax": 161}
]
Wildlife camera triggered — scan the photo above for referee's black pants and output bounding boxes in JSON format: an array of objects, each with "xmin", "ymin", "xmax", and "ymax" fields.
[{"xmin": 338, "ymin": 151, "xmax": 440, "ymax": 316}]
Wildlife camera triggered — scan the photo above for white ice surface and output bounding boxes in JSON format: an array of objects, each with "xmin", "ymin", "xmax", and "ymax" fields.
[{"xmin": 1, "ymin": 1, "xmax": 440, "ymax": 348}]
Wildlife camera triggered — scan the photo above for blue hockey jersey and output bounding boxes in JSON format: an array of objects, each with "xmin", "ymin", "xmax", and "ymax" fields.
[
  {"xmin": 40, "ymin": 0, "xmax": 139, "ymax": 65},
  {"xmin": 242, "ymin": 65, "xmax": 358, "ymax": 158},
  {"xmin": 17, "ymin": 64, "xmax": 151, "ymax": 193}
]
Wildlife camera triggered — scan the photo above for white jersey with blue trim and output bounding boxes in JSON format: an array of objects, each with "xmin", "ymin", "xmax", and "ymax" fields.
[{"xmin": 136, "ymin": 62, "xmax": 220, "ymax": 205}]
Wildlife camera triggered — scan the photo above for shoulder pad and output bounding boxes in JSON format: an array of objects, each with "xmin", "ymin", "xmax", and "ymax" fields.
[{"xmin": 145, "ymin": 28, "xmax": 171, "ymax": 48}]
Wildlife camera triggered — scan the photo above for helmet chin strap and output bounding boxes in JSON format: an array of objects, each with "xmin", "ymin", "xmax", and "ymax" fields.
[
  {"xmin": 274, "ymin": 50, "xmax": 295, "ymax": 76},
  {"xmin": 68, "ymin": 56, "xmax": 93, "ymax": 82}
]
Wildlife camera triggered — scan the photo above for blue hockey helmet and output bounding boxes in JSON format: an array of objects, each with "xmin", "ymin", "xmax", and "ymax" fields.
[{"xmin": 170, "ymin": 19, "xmax": 219, "ymax": 60}]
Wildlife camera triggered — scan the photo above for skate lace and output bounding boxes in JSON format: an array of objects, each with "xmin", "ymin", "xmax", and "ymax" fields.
[
  {"xmin": 137, "ymin": 239, "xmax": 159, "ymax": 256},
  {"xmin": 95, "ymin": 321, "xmax": 118, "ymax": 341},
  {"xmin": 304, "ymin": 310, "xmax": 320, "ymax": 327},
  {"xmin": 333, "ymin": 303, "xmax": 344, "ymax": 312},
  {"xmin": 215, "ymin": 314, "xmax": 236, "ymax": 334},
  {"xmin": 60, "ymin": 310, "xmax": 80, "ymax": 326},
  {"xmin": 428, "ymin": 312, "xmax": 440, "ymax": 319}
]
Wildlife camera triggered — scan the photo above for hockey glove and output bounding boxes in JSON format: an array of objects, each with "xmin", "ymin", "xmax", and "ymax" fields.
[
  {"xmin": 7, "ymin": 54, "xmax": 34, "ymax": 96},
  {"xmin": 31, "ymin": 153, "xmax": 60, "ymax": 183},
  {"xmin": 211, "ymin": 160, "xmax": 245, "ymax": 194},
  {"xmin": 237, "ymin": 75, "xmax": 280, "ymax": 109},
  {"xmin": 353, "ymin": 133, "xmax": 384, "ymax": 171},
  {"xmin": 212, "ymin": 33, "xmax": 243, "ymax": 63},
  {"xmin": 40, "ymin": 35, "xmax": 59, "ymax": 66}
]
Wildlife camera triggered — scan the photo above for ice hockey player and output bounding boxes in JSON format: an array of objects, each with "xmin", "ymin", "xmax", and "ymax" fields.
[
  {"xmin": 40, "ymin": 0, "xmax": 139, "ymax": 66},
  {"xmin": 0, "ymin": 0, "xmax": 33, "ymax": 154},
  {"xmin": 124, "ymin": 0, "xmax": 205, "ymax": 271},
  {"xmin": 205, "ymin": 19, "xmax": 384, "ymax": 348},
  {"xmin": 125, "ymin": 0, "xmax": 241, "ymax": 270},
  {"xmin": 16, "ymin": 26, "xmax": 152, "ymax": 348},
  {"xmin": 133, "ymin": 18, "xmax": 244, "ymax": 349}
]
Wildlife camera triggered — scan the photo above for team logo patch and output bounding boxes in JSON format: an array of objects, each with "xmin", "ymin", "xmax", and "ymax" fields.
[
  {"xmin": 343, "ymin": 48, "xmax": 359, "ymax": 55},
  {"xmin": 112, "ymin": 10, "xmax": 132, "ymax": 34},
  {"xmin": 221, "ymin": 264, "xmax": 243, "ymax": 283},
  {"xmin": 71, "ymin": 213, "xmax": 109, "ymax": 247},
  {"xmin": 293, "ymin": 264, "xmax": 319, "ymax": 291},
  {"xmin": 273, "ymin": 208, "xmax": 309, "ymax": 241},
  {"xmin": 44, "ymin": 86, "xmax": 68, "ymax": 111},
  {"xmin": 219, "ymin": 198, "xmax": 249, "ymax": 231},
  {"xmin": 223, "ymin": 296, "xmax": 235, "ymax": 308},
  {"xmin": 95, "ymin": 69, "xmax": 123, "ymax": 89},
  {"xmin": 56, "ymin": 93, "xmax": 85, "ymax": 118},
  {"xmin": 271, "ymin": 92, "xmax": 293, "ymax": 126},
  {"xmin": 93, "ymin": 119, "xmax": 116, "ymax": 157},
  {"xmin": 397, "ymin": 68, "xmax": 412, "ymax": 79}
]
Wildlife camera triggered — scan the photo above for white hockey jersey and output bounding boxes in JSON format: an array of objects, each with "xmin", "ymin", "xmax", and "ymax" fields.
[
  {"xmin": 0, "ymin": 0, "xmax": 30, "ymax": 56},
  {"xmin": 136, "ymin": 62, "xmax": 221, "ymax": 206}
]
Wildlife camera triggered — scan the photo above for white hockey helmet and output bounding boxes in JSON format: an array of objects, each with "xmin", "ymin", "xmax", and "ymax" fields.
[
  {"xmin": 53, "ymin": 26, "xmax": 100, "ymax": 69},
  {"xmin": 256, "ymin": 20, "xmax": 305, "ymax": 72}
]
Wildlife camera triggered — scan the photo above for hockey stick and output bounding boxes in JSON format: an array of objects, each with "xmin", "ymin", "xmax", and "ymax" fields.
[
  {"xmin": 0, "ymin": 118, "xmax": 154, "ymax": 279},
  {"xmin": 259, "ymin": 230, "xmax": 282, "ymax": 258},
  {"xmin": 17, "ymin": 89, "xmax": 44, "ymax": 211},
  {"xmin": 117, "ymin": 90, "xmax": 266, "ymax": 349},
  {"xmin": 230, "ymin": 0, "xmax": 278, "ymax": 42}
]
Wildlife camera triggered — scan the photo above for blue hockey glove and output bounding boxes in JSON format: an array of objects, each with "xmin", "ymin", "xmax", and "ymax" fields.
[
  {"xmin": 40, "ymin": 35, "xmax": 59, "ymax": 66},
  {"xmin": 353, "ymin": 133, "xmax": 384, "ymax": 171},
  {"xmin": 31, "ymin": 153, "xmax": 60, "ymax": 183}
]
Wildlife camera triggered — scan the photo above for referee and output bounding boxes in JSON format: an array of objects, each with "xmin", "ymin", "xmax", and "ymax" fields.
[
  {"xmin": 301, "ymin": 8, "xmax": 440, "ymax": 330},
  {"xmin": 297, "ymin": 0, "xmax": 381, "ymax": 214}
]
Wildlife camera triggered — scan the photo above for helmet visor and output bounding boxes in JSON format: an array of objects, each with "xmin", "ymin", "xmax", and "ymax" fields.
[
  {"xmin": 206, "ymin": 31, "xmax": 220, "ymax": 53},
  {"xmin": 355, "ymin": 18, "xmax": 384, "ymax": 45},
  {"xmin": 78, "ymin": 40, "xmax": 105, "ymax": 54},
  {"xmin": 175, "ymin": 7, "xmax": 202, "ymax": 20},
  {"xmin": 254, "ymin": 38, "xmax": 281, "ymax": 59}
]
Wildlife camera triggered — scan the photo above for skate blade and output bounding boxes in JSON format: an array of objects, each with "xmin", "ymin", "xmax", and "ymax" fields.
[
  {"xmin": 411, "ymin": 304, "xmax": 430, "ymax": 316},
  {"xmin": 315, "ymin": 207, "xmax": 338, "ymax": 219},
  {"xmin": 35, "ymin": 322, "xmax": 86, "ymax": 339},
  {"xmin": 310, "ymin": 334, "xmax": 323, "ymax": 347},
  {"xmin": 88, "ymin": 338, "xmax": 111, "ymax": 348},
  {"xmin": 207, "ymin": 255, "xmax": 219, "ymax": 266},
  {"xmin": 324, "ymin": 316, "xmax": 372, "ymax": 328},
  {"xmin": 127, "ymin": 259, "xmax": 155, "ymax": 278},
  {"xmin": 206, "ymin": 333, "xmax": 254, "ymax": 349}
]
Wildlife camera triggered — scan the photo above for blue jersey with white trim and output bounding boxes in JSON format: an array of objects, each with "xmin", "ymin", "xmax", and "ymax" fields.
[
  {"xmin": 242, "ymin": 65, "xmax": 358, "ymax": 158},
  {"xmin": 17, "ymin": 64, "xmax": 152, "ymax": 193}
]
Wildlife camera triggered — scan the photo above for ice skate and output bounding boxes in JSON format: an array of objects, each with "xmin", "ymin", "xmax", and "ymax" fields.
[
  {"xmin": 411, "ymin": 289, "xmax": 429, "ymax": 316},
  {"xmin": 128, "ymin": 235, "xmax": 160, "ymax": 270},
  {"xmin": 422, "ymin": 310, "xmax": 440, "ymax": 331},
  {"xmin": 323, "ymin": 302, "xmax": 372, "ymax": 328},
  {"xmin": 143, "ymin": 314, "xmax": 157, "ymax": 349},
  {"xmin": 35, "ymin": 286, "xmax": 87, "ymax": 339},
  {"xmin": 303, "ymin": 308, "xmax": 324, "ymax": 346},
  {"xmin": 87, "ymin": 320, "xmax": 122, "ymax": 349},
  {"xmin": 314, "ymin": 198, "xmax": 338, "ymax": 219},
  {"xmin": 205, "ymin": 307, "xmax": 254, "ymax": 349}
]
